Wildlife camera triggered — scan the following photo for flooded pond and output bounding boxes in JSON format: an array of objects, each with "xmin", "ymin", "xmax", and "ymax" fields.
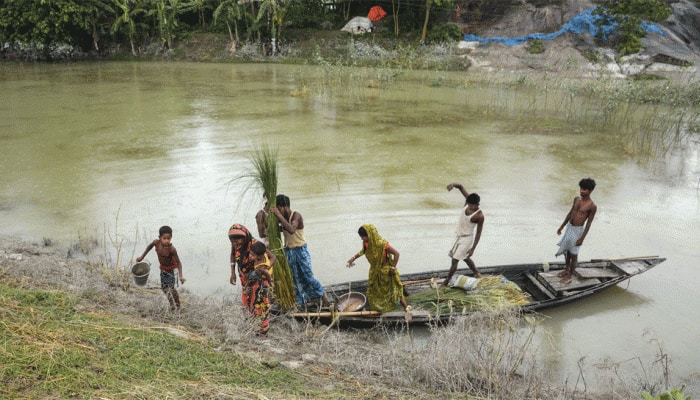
[{"xmin": 1, "ymin": 61, "xmax": 698, "ymax": 392}]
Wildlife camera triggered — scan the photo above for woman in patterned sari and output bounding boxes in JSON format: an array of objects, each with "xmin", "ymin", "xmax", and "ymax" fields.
[
  {"xmin": 228, "ymin": 224, "xmax": 275, "ymax": 335},
  {"xmin": 346, "ymin": 224, "xmax": 410, "ymax": 317}
]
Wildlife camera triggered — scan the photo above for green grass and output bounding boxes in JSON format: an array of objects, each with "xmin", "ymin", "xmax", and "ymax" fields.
[{"xmin": 0, "ymin": 283, "xmax": 323, "ymax": 399}]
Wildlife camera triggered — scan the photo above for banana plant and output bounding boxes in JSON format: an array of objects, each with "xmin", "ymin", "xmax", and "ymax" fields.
[
  {"xmin": 148, "ymin": 0, "xmax": 187, "ymax": 50},
  {"xmin": 190, "ymin": 0, "xmax": 211, "ymax": 29},
  {"xmin": 213, "ymin": 0, "xmax": 243, "ymax": 52},
  {"xmin": 111, "ymin": 0, "xmax": 145, "ymax": 55},
  {"xmin": 256, "ymin": 0, "xmax": 285, "ymax": 55}
]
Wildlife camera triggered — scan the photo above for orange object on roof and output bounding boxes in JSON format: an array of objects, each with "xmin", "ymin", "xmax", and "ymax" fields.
[{"xmin": 367, "ymin": 5, "xmax": 387, "ymax": 22}]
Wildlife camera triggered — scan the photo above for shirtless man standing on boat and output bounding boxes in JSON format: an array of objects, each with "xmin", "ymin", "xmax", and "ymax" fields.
[{"xmin": 556, "ymin": 178, "xmax": 597, "ymax": 284}]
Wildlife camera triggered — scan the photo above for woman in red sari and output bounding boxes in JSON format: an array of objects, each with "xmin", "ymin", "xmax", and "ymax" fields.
[{"xmin": 228, "ymin": 224, "xmax": 276, "ymax": 335}]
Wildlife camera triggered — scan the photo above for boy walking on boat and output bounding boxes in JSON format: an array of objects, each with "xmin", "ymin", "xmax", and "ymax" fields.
[{"xmin": 556, "ymin": 178, "xmax": 597, "ymax": 284}]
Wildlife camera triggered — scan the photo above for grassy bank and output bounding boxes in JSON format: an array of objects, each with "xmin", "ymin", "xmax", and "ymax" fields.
[
  {"xmin": 0, "ymin": 283, "xmax": 296, "ymax": 399},
  {"xmin": 2, "ymin": 236, "xmax": 688, "ymax": 399},
  {"xmin": 0, "ymin": 279, "xmax": 439, "ymax": 399},
  {"xmin": 110, "ymin": 30, "xmax": 472, "ymax": 72},
  {"xmin": 0, "ymin": 237, "xmax": 442, "ymax": 399}
]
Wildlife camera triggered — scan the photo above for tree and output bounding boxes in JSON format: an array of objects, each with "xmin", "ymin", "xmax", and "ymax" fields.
[
  {"xmin": 256, "ymin": 0, "xmax": 285, "ymax": 55},
  {"xmin": 391, "ymin": 0, "xmax": 402, "ymax": 37},
  {"xmin": 111, "ymin": 0, "xmax": 145, "ymax": 55},
  {"xmin": 421, "ymin": 0, "xmax": 454, "ymax": 41},
  {"xmin": 81, "ymin": 0, "xmax": 115, "ymax": 52},
  {"xmin": 213, "ymin": 0, "xmax": 243, "ymax": 52},
  {"xmin": 0, "ymin": 0, "xmax": 111, "ymax": 58},
  {"xmin": 594, "ymin": 0, "xmax": 671, "ymax": 55},
  {"xmin": 189, "ymin": 0, "xmax": 212, "ymax": 29},
  {"xmin": 147, "ymin": 0, "xmax": 188, "ymax": 50}
]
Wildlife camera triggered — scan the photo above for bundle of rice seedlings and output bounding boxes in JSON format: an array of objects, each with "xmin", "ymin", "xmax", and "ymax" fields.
[
  {"xmin": 406, "ymin": 276, "xmax": 531, "ymax": 315},
  {"xmin": 244, "ymin": 146, "xmax": 296, "ymax": 310}
]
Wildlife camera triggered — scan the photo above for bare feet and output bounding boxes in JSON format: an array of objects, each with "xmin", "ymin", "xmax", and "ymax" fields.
[
  {"xmin": 557, "ymin": 270, "xmax": 568, "ymax": 277},
  {"xmin": 404, "ymin": 305, "xmax": 413, "ymax": 323},
  {"xmin": 559, "ymin": 275, "xmax": 572, "ymax": 285}
]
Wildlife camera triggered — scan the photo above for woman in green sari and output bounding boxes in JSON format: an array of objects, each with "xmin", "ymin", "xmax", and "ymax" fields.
[{"xmin": 346, "ymin": 224, "xmax": 411, "ymax": 315}]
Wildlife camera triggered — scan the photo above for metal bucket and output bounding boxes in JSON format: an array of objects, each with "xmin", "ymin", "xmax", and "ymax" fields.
[
  {"xmin": 131, "ymin": 260, "xmax": 151, "ymax": 287},
  {"xmin": 336, "ymin": 292, "xmax": 367, "ymax": 312}
]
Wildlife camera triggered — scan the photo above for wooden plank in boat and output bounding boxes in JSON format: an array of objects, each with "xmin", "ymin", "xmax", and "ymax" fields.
[
  {"xmin": 382, "ymin": 310, "xmax": 432, "ymax": 319},
  {"xmin": 525, "ymin": 271, "xmax": 557, "ymax": 299},
  {"xmin": 576, "ymin": 267, "xmax": 620, "ymax": 279},
  {"xmin": 612, "ymin": 260, "xmax": 647, "ymax": 275},
  {"xmin": 538, "ymin": 271, "xmax": 601, "ymax": 294}
]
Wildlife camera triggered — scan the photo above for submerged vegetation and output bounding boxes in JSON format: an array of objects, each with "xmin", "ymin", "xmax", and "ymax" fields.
[{"xmin": 286, "ymin": 60, "xmax": 699, "ymax": 162}]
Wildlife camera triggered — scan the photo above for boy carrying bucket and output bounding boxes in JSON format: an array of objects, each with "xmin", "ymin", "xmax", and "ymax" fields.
[{"xmin": 136, "ymin": 225, "xmax": 186, "ymax": 311}]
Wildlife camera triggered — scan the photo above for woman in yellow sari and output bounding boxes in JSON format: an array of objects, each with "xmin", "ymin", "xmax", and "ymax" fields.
[{"xmin": 347, "ymin": 224, "xmax": 410, "ymax": 314}]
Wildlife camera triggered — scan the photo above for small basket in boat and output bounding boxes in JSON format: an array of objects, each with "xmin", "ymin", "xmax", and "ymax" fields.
[{"xmin": 336, "ymin": 292, "xmax": 366, "ymax": 312}]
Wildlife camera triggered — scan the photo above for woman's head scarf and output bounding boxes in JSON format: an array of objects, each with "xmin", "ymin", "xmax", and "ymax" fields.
[
  {"xmin": 360, "ymin": 224, "xmax": 389, "ymax": 266},
  {"xmin": 229, "ymin": 224, "xmax": 255, "ymax": 272}
]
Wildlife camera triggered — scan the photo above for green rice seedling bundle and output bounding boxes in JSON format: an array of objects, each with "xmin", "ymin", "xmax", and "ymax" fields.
[
  {"xmin": 246, "ymin": 146, "xmax": 296, "ymax": 310},
  {"xmin": 406, "ymin": 276, "xmax": 530, "ymax": 315}
]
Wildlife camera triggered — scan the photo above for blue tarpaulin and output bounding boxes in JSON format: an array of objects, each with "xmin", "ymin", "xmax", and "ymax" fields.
[{"xmin": 462, "ymin": 7, "xmax": 665, "ymax": 46}]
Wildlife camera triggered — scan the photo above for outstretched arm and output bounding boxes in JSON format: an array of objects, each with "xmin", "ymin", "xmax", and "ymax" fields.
[
  {"xmin": 136, "ymin": 240, "xmax": 156, "ymax": 262},
  {"xmin": 347, "ymin": 251, "xmax": 363, "ymax": 266},
  {"xmin": 447, "ymin": 183, "xmax": 469, "ymax": 200}
]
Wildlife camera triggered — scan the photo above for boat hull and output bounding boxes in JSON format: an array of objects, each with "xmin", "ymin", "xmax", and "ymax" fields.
[{"xmin": 289, "ymin": 257, "xmax": 665, "ymax": 327}]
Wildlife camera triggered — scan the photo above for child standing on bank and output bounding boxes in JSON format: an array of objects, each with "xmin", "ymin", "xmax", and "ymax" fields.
[{"xmin": 136, "ymin": 225, "xmax": 186, "ymax": 311}]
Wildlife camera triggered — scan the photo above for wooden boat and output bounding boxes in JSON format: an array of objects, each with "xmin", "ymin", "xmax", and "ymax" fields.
[{"xmin": 290, "ymin": 256, "xmax": 665, "ymax": 327}]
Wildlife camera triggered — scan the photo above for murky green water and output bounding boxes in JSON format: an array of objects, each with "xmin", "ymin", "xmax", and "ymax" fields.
[{"xmin": 1, "ymin": 61, "xmax": 698, "ymax": 391}]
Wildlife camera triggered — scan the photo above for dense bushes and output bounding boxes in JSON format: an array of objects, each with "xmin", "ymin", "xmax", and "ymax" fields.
[
  {"xmin": 425, "ymin": 22, "xmax": 462, "ymax": 43},
  {"xmin": 0, "ymin": 0, "xmax": 678, "ymax": 60}
]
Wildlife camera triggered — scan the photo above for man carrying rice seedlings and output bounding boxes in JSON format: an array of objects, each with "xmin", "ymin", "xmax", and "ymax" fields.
[
  {"xmin": 271, "ymin": 194, "xmax": 331, "ymax": 309},
  {"xmin": 442, "ymin": 183, "xmax": 484, "ymax": 288}
]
